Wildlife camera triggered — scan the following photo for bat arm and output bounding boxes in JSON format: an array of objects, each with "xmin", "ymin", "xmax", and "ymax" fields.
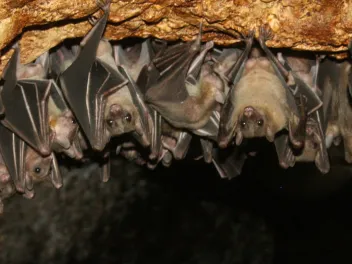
[
  {"xmin": 224, "ymin": 33, "xmax": 254, "ymax": 85},
  {"xmin": 186, "ymin": 41, "xmax": 214, "ymax": 84}
]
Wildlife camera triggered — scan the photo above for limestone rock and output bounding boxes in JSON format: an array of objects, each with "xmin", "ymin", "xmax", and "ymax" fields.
[{"xmin": 0, "ymin": 0, "xmax": 351, "ymax": 75}]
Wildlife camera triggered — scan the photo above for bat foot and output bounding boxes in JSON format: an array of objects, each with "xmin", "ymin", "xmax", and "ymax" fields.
[
  {"xmin": 258, "ymin": 26, "xmax": 273, "ymax": 44},
  {"xmin": 96, "ymin": 0, "xmax": 111, "ymax": 11},
  {"xmin": 240, "ymin": 30, "xmax": 255, "ymax": 44}
]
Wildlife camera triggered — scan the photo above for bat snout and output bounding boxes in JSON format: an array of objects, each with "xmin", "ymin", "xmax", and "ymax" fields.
[{"xmin": 109, "ymin": 104, "xmax": 123, "ymax": 117}]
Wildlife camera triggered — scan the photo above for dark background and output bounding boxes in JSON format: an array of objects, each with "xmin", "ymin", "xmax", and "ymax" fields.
[{"xmin": 0, "ymin": 143, "xmax": 351, "ymax": 264}]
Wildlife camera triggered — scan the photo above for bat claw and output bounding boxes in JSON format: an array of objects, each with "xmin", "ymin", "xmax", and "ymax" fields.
[
  {"xmin": 96, "ymin": 0, "xmax": 111, "ymax": 10},
  {"xmin": 239, "ymin": 30, "xmax": 255, "ymax": 45},
  {"xmin": 258, "ymin": 25, "xmax": 273, "ymax": 43}
]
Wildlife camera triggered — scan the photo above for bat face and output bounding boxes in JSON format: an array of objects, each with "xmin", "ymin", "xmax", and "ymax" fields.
[
  {"xmin": 237, "ymin": 106, "xmax": 267, "ymax": 138},
  {"xmin": 104, "ymin": 89, "xmax": 140, "ymax": 136},
  {"xmin": 50, "ymin": 110, "xmax": 78, "ymax": 149},
  {"xmin": 25, "ymin": 148, "xmax": 52, "ymax": 183}
]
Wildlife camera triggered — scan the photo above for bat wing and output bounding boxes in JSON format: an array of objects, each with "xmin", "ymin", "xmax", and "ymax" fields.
[
  {"xmin": 145, "ymin": 34, "xmax": 203, "ymax": 106},
  {"xmin": 2, "ymin": 47, "xmax": 52, "ymax": 155},
  {"xmin": 172, "ymin": 131, "xmax": 192, "ymax": 160},
  {"xmin": 50, "ymin": 153, "xmax": 63, "ymax": 189},
  {"xmin": 0, "ymin": 86, "xmax": 5, "ymax": 116},
  {"xmin": 193, "ymin": 111, "xmax": 220, "ymax": 141},
  {"xmin": 281, "ymin": 58, "xmax": 323, "ymax": 115},
  {"xmin": 274, "ymin": 133, "xmax": 295, "ymax": 169},
  {"xmin": 0, "ymin": 124, "xmax": 26, "ymax": 192},
  {"xmin": 58, "ymin": 3, "xmax": 128, "ymax": 150},
  {"xmin": 212, "ymin": 147, "xmax": 247, "ymax": 179},
  {"xmin": 200, "ymin": 138, "xmax": 213, "ymax": 163}
]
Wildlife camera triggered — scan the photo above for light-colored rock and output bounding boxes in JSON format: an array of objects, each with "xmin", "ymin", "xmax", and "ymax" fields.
[{"xmin": 0, "ymin": 0, "xmax": 351, "ymax": 75}]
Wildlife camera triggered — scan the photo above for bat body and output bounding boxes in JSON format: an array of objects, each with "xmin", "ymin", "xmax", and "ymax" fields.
[
  {"xmin": 325, "ymin": 61, "xmax": 352, "ymax": 163},
  {"xmin": 145, "ymin": 33, "xmax": 224, "ymax": 131},
  {"xmin": 217, "ymin": 28, "xmax": 322, "ymax": 153},
  {"xmin": 55, "ymin": 1, "xmax": 129, "ymax": 151},
  {"xmin": 1, "ymin": 45, "xmax": 52, "ymax": 156}
]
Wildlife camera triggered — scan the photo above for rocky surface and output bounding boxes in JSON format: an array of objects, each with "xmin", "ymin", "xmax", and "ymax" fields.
[{"xmin": 1, "ymin": 0, "xmax": 352, "ymax": 75}]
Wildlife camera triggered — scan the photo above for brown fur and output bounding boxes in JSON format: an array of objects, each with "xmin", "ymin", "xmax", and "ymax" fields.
[
  {"xmin": 148, "ymin": 64, "xmax": 223, "ymax": 130},
  {"xmin": 25, "ymin": 147, "xmax": 52, "ymax": 183},
  {"xmin": 230, "ymin": 56, "xmax": 290, "ymax": 141}
]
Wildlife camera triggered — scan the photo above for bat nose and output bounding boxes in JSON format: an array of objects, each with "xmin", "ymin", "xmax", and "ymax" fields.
[{"xmin": 243, "ymin": 106, "xmax": 254, "ymax": 117}]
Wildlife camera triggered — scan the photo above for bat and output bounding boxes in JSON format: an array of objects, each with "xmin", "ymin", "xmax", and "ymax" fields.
[
  {"xmin": 217, "ymin": 27, "xmax": 322, "ymax": 152},
  {"xmin": 1, "ymin": 44, "xmax": 52, "ymax": 156},
  {"xmin": 19, "ymin": 50, "xmax": 83, "ymax": 160},
  {"xmin": 111, "ymin": 39, "xmax": 162, "ymax": 159},
  {"xmin": 274, "ymin": 55, "xmax": 333, "ymax": 173},
  {"xmin": 0, "ymin": 123, "xmax": 62, "ymax": 197},
  {"xmin": 54, "ymin": 0, "xmax": 130, "ymax": 151},
  {"xmin": 145, "ymin": 27, "xmax": 224, "ymax": 132},
  {"xmin": 22, "ymin": 146, "xmax": 61, "ymax": 199},
  {"xmin": 325, "ymin": 60, "xmax": 352, "ymax": 164}
]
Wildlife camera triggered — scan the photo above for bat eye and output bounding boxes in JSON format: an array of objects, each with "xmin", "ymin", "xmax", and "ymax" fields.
[
  {"xmin": 124, "ymin": 113, "xmax": 132, "ymax": 123},
  {"xmin": 241, "ymin": 121, "xmax": 246, "ymax": 127},
  {"xmin": 34, "ymin": 167, "xmax": 41, "ymax": 174},
  {"xmin": 71, "ymin": 117, "xmax": 76, "ymax": 124},
  {"xmin": 257, "ymin": 119, "xmax": 264, "ymax": 126},
  {"xmin": 106, "ymin": 119, "xmax": 114, "ymax": 127}
]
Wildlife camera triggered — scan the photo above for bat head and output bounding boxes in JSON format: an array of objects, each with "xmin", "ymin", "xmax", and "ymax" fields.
[
  {"xmin": 50, "ymin": 110, "xmax": 78, "ymax": 149},
  {"xmin": 237, "ymin": 106, "xmax": 266, "ymax": 138},
  {"xmin": 25, "ymin": 148, "xmax": 52, "ymax": 182},
  {"xmin": 16, "ymin": 63, "xmax": 46, "ymax": 80},
  {"xmin": 105, "ymin": 103, "xmax": 138, "ymax": 136}
]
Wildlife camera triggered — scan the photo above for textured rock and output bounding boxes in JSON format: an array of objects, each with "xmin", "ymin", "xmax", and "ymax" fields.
[{"xmin": 0, "ymin": 0, "xmax": 351, "ymax": 74}]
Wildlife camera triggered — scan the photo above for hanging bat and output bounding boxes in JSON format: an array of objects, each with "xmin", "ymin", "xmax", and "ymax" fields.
[
  {"xmin": 0, "ymin": 124, "xmax": 62, "ymax": 195},
  {"xmin": 325, "ymin": 60, "xmax": 352, "ymax": 164},
  {"xmin": 144, "ymin": 27, "xmax": 224, "ymax": 133},
  {"xmin": 22, "ymin": 146, "xmax": 61, "ymax": 199},
  {"xmin": 272, "ymin": 54, "xmax": 330, "ymax": 173},
  {"xmin": 1, "ymin": 44, "xmax": 52, "ymax": 156},
  {"xmin": 54, "ymin": 0, "xmax": 130, "ymax": 151},
  {"xmin": 217, "ymin": 27, "xmax": 322, "ymax": 152},
  {"xmin": 16, "ymin": 51, "xmax": 83, "ymax": 160},
  {"xmin": 103, "ymin": 39, "xmax": 155, "ymax": 154}
]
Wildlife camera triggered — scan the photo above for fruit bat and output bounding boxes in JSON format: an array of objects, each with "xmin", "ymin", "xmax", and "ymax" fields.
[
  {"xmin": 217, "ymin": 27, "xmax": 322, "ymax": 151},
  {"xmin": 16, "ymin": 51, "xmax": 83, "ymax": 160},
  {"xmin": 54, "ymin": 0, "xmax": 129, "ymax": 151},
  {"xmin": 145, "ymin": 28, "xmax": 224, "ymax": 132},
  {"xmin": 1, "ymin": 44, "xmax": 52, "ymax": 156},
  {"xmin": 103, "ymin": 39, "xmax": 156, "ymax": 154},
  {"xmin": 272, "ymin": 53, "xmax": 338, "ymax": 173},
  {"xmin": 325, "ymin": 60, "xmax": 352, "ymax": 164},
  {"xmin": 0, "ymin": 124, "xmax": 62, "ymax": 195}
]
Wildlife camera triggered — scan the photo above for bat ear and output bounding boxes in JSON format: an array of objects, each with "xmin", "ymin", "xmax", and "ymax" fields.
[{"xmin": 266, "ymin": 127, "xmax": 275, "ymax": 142}]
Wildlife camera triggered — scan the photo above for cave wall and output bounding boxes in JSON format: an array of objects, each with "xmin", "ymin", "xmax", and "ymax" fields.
[{"xmin": 0, "ymin": 0, "xmax": 351, "ymax": 75}]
